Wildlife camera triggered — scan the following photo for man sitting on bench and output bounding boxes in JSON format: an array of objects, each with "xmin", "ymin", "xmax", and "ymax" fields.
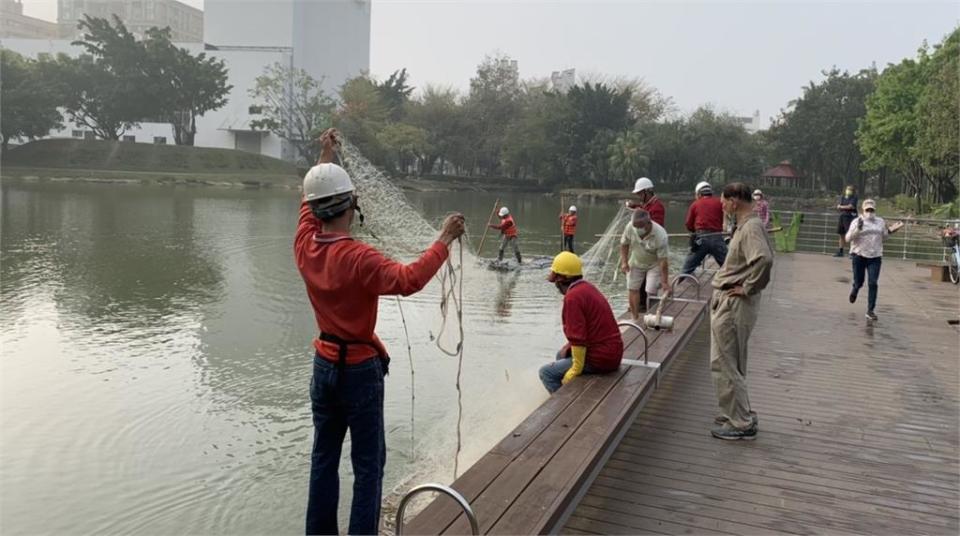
[{"xmin": 539, "ymin": 252, "xmax": 625, "ymax": 393}]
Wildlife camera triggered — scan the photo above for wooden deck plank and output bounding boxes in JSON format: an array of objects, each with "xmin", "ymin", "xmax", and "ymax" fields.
[{"xmin": 565, "ymin": 253, "xmax": 960, "ymax": 535}]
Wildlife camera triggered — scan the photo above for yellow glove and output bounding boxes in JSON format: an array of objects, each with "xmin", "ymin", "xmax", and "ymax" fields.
[{"xmin": 562, "ymin": 346, "xmax": 587, "ymax": 385}]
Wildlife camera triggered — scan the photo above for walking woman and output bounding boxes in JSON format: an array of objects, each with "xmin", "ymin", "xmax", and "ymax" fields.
[
  {"xmin": 845, "ymin": 199, "xmax": 904, "ymax": 322},
  {"xmin": 834, "ymin": 185, "xmax": 859, "ymax": 257}
]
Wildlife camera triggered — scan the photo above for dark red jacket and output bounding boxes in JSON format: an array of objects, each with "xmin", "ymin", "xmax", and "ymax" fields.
[
  {"xmin": 295, "ymin": 202, "xmax": 448, "ymax": 364},
  {"xmin": 685, "ymin": 196, "xmax": 724, "ymax": 232},
  {"xmin": 642, "ymin": 197, "xmax": 666, "ymax": 227},
  {"xmin": 562, "ymin": 280, "xmax": 624, "ymax": 371}
]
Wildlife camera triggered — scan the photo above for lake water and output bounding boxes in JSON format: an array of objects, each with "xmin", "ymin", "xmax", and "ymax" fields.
[{"xmin": 0, "ymin": 181, "xmax": 691, "ymax": 534}]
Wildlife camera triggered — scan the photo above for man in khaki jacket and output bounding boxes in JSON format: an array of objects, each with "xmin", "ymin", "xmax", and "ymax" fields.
[{"xmin": 709, "ymin": 182, "xmax": 774, "ymax": 441}]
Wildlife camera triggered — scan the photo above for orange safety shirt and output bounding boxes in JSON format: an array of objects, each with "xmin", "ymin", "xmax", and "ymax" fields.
[
  {"xmin": 294, "ymin": 202, "xmax": 449, "ymax": 365},
  {"xmin": 561, "ymin": 214, "xmax": 578, "ymax": 237},
  {"xmin": 494, "ymin": 215, "xmax": 519, "ymax": 238}
]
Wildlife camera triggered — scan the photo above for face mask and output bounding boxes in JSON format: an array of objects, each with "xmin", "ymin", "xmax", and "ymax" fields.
[
  {"xmin": 845, "ymin": 190, "xmax": 853, "ymax": 197},
  {"xmin": 864, "ymin": 211, "xmax": 875, "ymax": 220}
]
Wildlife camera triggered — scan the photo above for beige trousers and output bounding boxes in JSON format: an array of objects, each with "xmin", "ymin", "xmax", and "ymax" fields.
[{"xmin": 709, "ymin": 291, "xmax": 759, "ymax": 430}]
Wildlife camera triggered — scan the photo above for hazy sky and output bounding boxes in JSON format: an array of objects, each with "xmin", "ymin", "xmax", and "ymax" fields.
[{"xmin": 21, "ymin": 0, "xmax": 959, "ymax": 124}]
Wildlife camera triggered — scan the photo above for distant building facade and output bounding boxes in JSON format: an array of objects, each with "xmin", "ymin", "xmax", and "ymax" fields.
[
  {"xmin": 550, "ymin": 68, "xmax": 576, "ymax": 92},
  {"xmin": 1, "ymin": 0, "xmax": 58, "ymax": 38},
  {"xmin": 1, "ymin": 0, "xmax": 372, "ymax": 163},
  {"xmin": 57, "ymin": 0, "xmax": 203, "ymax": 42},
  {"xmin": 735, "ymin": 110, "xmax": 762, "ymax": 134}
]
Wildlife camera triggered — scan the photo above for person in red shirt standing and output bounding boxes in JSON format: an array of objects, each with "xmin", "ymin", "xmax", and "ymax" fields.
[
  {"xmin": 559, "ymin": 205, "xmax": 578, "ymax": 253},
  {"xmin": 489, "ymin": 206, "xmax": 522, "ymax": 263},
  {"xmin": 296, "ymin": 129, "xmax": 465, "ymax": 535},
  {"xmin": 681, "ymin": 181, "xmax": 728, "ymax": 274},
  {"xmin": 626, "ymin": 177, "xmax": 665, "ymax": 226},
  {"xmin": 539, "ymin": 252, "xmax": 624, "ymax": 393}
]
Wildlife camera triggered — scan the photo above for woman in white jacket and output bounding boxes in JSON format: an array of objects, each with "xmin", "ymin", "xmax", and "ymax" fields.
[{"xmin": 845, "ymin": 199, "xmax": 905, "ymax": 322}]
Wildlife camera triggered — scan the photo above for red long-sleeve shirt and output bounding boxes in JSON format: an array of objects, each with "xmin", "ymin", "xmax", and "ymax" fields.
[
  {"xmin": 562, "ymin": 280, "xmax": 624, "ymax": 372},
  {"xmin": 295, "ymin": 202, "xmax": 449, "ymax": 364},
  {"xmin": 685, "ymin": 196, "xmax": 724, "ymax": 232},
  {"xmin": 493, "ymin": 215, "xmax": 518, "ymax": 237},
  {"xmin": 627, "ymin": 197, "xmax": 665, "ymax": 226}
]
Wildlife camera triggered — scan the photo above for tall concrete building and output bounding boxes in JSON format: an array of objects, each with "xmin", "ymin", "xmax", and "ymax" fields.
[
  {"xmin": 1, "ymin": 0, "xmax": 58, "ymax": 38},
  {"xmin": 57, "ymin": 0, "xmax": 203, "ymax": 41}
]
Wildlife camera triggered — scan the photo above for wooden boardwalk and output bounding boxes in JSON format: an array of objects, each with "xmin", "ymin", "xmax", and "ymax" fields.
[{"xmin": 564, "ymin": 253, "xmax": 959, "ymax": 535}]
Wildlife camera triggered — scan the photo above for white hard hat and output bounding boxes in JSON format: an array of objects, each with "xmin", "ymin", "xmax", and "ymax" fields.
[
  {"xmin": 303, "ymin": 163, "xmax": 354, "ymax": 202},
  {"xmin": 753, "ymin": 189, "xmax": 763, "ymax": 197},
  {"xmin": 498, "ymin": 207, "xmax": 509, "ymax": 217},
  {"xmin": 695, "ymin": 181, "xmax": 712, "ymax": 195},
  {"xmin": 569, "ymin": 205, "xmax": 577, "ymax": 212},
  {"xmin": 633, "ymin": 177, "xmax": 654, "ymax": 193}
]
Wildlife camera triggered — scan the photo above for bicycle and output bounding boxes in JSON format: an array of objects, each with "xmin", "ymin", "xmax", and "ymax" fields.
[{"xmin": 942, "ymin": 226, "xmax": 960, "ymax": 284}]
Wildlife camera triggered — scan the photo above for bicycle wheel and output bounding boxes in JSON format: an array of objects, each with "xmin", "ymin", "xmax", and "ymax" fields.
[{"xmin": 949, "ymin": 249, "xmax": 960, "ymax": 284}]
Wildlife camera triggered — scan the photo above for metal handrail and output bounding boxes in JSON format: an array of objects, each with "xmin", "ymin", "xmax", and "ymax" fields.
[
  {"xmin": 396, "ymin": 483, "xmax": 479, "ymax": 536},
  {"xmin": 669, "ymin": 273, "xmax": 701, "ymax": 299},
  {"xmin": 618, "ymin": 320, "xmax": 649, "ymax": 365}
]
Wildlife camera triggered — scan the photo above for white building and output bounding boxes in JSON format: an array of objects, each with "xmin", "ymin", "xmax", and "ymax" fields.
[
  {"xmin": 735, "ymin": 110, "xmax": 763, "ymax": 134},
  {"xmin": 550, "ymin": 68, "xmax": 576, "ymax": 93},
  {"xmin": 0, "ymin": 0, "xmax": 371, "ymax": 162}
]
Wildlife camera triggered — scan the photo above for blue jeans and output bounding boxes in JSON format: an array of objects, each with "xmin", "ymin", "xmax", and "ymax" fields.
[
  {"xmin": 682, "ymin": 233, "xmax": 728, "ymax": 274},
  {"xmin": 539, "ymin": 348, "xmax": 600, "ymax": 394},
  {"xmin": 851, "ymin": 254, "xmax": 882, "ymax": 313},
  {"xmin": 563, "ymin": 234, "xmax": 575, "ymax": 253},
  {"xmin": 306, "ymin": 355, "xmax": 385, "ymax": 535}
]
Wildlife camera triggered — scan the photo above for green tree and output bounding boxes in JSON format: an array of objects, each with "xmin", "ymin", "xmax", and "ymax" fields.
[
  {"xmin": 465, "ymin": 54, "xmax": 521, "ymax": 175},
  {"xmin": 769, "ymin": 68, "xmax": 876, "ymax": 192},
  {"xmin": 405, "ymin": 85, "xmax": 468, "ymax": 175},
  {"xmin": 376, "ymin": 68, "xmax": 414, "ymax": 121},
  {"xmin": 335, "ymin": 75, "xmax": 391, "ymax": 167},
  {"xmin": 142, "ymin": 27, "xmax": 231, "ymax": 146},
  {"xmin": 914, "ymin": 29, "xmax": 959, "ymax": 202},
  {"xmin": 64, "ymin": 15, "xmax": 154, "ymax": 139},
  {"xmin": 249, "ymin": 62, "xmax": 335, "ymax": 164},
  {"xmin": 0, "ymin": 49, "xmax": 64, "ymax": 151},
  {"xmin": 377, "ymin": 122, "xmax": 429, "ymax": 174},
  {"xmin": 607, "ymin": 130, "xmax": 650, "ymax": 187}
]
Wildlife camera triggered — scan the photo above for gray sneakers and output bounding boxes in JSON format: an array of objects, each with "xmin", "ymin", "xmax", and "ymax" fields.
[{"xmin": 711, "ymin": 423, "xmax": 758, "ymax": 441}]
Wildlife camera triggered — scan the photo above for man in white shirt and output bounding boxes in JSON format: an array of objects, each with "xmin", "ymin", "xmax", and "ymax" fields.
[
  {"xmin": 845, "ymin": 199, "xmax": 904, "ymax": 322},
  {"xmin": 620, "ymin": 209, "xmax": 671, "ymax": 322}
]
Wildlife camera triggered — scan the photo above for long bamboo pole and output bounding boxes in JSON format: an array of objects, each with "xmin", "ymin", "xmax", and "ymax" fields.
[
  {"xmin": 476, "ymin": 197, "xmax": 501, "ymax": 256},
  {"xmin": 559, "ymin": 194, "xmax": 565, "ymax": 250}
]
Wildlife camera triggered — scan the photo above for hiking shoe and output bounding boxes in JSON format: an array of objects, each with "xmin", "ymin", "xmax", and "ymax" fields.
[
  {"xmin": 711, "ymin": 423, "xmax": 757, "ymax": 441},
  {"xmin": 849, "ymin": 288, "xmax": 858, "ymax": 303},
  {"xmin": 866, "ymin": 311, "xmax": 878, "ymax": 322}
]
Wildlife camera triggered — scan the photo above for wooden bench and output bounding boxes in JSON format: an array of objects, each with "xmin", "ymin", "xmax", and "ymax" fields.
[
  {"xmin": 916, "ymin": 261, "xmax": 951, "ymax": 282},
  {"xmin": 400, "ymin": 271, "xmax": 713, "ymax": 535}
]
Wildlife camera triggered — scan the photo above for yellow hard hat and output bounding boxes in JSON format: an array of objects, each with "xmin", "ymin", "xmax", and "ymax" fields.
[{"xmin": 548, "ymin": 251, "xmax": 583, "ymax": 281}]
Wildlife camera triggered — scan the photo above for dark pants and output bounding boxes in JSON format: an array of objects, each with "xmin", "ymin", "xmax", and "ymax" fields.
[
  {"xmin": 563, "ymin": 234, "xmax": 575, "ymax": 253},
  {"xmin": 539, "ymin": 348, "xmax": 600, "ymax": 393},
  {"xmin": 682, "ymin": 233, "xmax": 728, "ymax": 274},
  {"xmin": 851, "ymin": 254, "xmax": 882, "ymax": 313},
  {"xmin": 306, "ymin": 355, "xmax": 385, "ymax": 536}
]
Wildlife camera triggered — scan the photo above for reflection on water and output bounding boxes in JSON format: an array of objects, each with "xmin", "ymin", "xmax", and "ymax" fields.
[{"xmin": 0, "ymin": 181, "xmax": 689, "ymax": 534}]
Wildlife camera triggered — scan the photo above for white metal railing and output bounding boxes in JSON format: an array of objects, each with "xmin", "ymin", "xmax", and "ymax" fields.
[{"xmin": 771, "ymin": 211, "xmax": 960, "ymax": 262}]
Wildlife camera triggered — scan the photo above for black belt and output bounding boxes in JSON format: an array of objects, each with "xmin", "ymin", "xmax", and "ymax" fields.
[{"xmin": 318, "ymin": 332, "xmax": 391, "ymax": 377}]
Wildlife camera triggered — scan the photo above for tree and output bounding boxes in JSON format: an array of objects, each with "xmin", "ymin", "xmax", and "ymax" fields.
[
  {"xmin": 335, "ymin": 75, "xmax": 392, "ymax": 167},
  {"xmin": 914, "ymin": 29, "xmax": 959, "ymax": 202},
  {"xmin": 142, "ymin": 27, "xmax": 231, "ymax": 145},
  {"xmin": 0, "ymin": 49, "xmax": 64, "ymax": 151},
  {"xmin": 405, "ymin": 85, "xmax": 467, "ymax": 174},
  {"xmin": 377, "ymin": 122, "xmax": 429, "ymax": 174},
  {"xmin": 376, "ymin": 68, "xmax": 414, "ymax": 121},
  {"xmin": 64, "ymin": 15, "xmax": 155, "ymax": 139},
  {"xmin": 465, "ymin": 54, "xmax": 522, "ymax": 175},
  {"xmin": 249, "ymin": 62, "xmax": 335, "ymax": 164},
  {"xmin": 769, "ymin": 68, "xmax": 876, "ymax": 192},
  {"xmin": 607, "ymin": 130, "xmax": 650, "ymax": 187}
]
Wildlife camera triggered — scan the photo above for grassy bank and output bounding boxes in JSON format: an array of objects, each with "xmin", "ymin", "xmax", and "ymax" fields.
[{"xmin": 1, "ymin": 139, "xmax": 300, "ymax": 187}]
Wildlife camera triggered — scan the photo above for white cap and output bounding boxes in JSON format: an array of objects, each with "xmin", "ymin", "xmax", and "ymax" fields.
[
  {"xmin": 753, "ymin": 189, "xmax": 763, "ymax": 197},
  {"xmin": 569, "ymin": 205, "xmax": 577, "ymax": 212},
  {"xmin": 862, "ymin": 199, "xmax": 877, "ymax": 210},
  {"xmin": 498, "ymin": 207, "xmax": 509, "ymax": 217},
  {"xmin": 633, "ymin": 177, "xmax": 654, "ymax": 194},
  {"xmin": 303, "ymin": 163, "xmax": 354, "ymax": 202},
  {"xmin": 695, "ymin": 181, "xmax": 712, "ymax": 195}
]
